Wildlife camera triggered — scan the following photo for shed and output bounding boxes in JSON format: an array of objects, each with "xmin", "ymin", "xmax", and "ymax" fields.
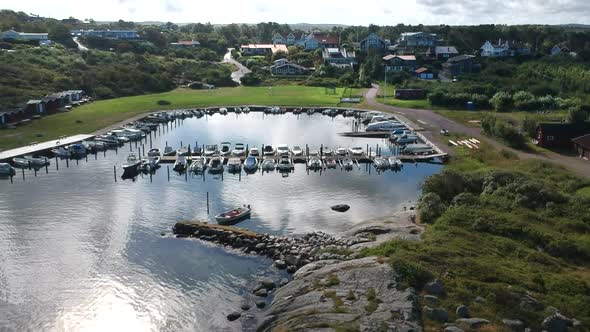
[
  {"xmin": 572, "ymin": 133, "xmax": 590, "ymax": 160},
  {"xmin": 536, "ymin": 122, "xmax": 590, "ymax": 149}
]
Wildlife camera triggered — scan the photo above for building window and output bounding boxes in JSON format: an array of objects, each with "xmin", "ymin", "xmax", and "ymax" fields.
[{"xmin": 547, "ymin": 136, "xmax": 554, "ymax": 141}]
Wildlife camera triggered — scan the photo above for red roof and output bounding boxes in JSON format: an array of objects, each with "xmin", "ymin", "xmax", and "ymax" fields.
[
  {"xmin": 415, "ymin": 67, "xmax": 429, "ymax": 74},
  {"xmin": 573, "ymin": 133, "xmax": 590, "ymax": 149},
  {"xmin": 311, "ymin": 33, "xmax": 339, "ymax": 45}
]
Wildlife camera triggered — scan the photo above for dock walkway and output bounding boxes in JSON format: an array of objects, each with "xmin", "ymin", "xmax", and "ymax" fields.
[{"xmin": 0, "ymin": 134, "xmax": 94, "ymax": 161}]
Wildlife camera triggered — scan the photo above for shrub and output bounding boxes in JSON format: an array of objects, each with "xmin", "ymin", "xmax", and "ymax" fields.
[
  {"xmin": 418, "ymin": 192, "xmax": 447, "ymax": 223},
  {"xmin": 451, "ymin": 192, "xmax": 479, "ymax": 207},
  {"xmin": 490, "ymin": 91, "xmax": 513, "ymax": 112},
  {"xmin": 157, "ymin": 100, "xmax": 171, "ymax": 105},
  {"xmin": 567, "ymin": 105, "xmax": 588, "ymax": 123},
  {"xmin": 391, "ymin": 258, "xmax": 434, "ymax": 289}
]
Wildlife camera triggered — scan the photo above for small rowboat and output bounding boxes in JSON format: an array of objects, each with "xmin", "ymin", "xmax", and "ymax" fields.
[{"xmin": 215, "ymin": 206, "xmax": 251, "ymax": 225}]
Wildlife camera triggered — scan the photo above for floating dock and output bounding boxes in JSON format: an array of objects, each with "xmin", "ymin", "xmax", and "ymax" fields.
[{"xmin": 0, "ymin": 134, "xmax": 94, "ymax": 162}]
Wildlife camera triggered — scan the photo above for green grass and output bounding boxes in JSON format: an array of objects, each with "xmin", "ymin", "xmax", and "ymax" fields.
[
  {"xmin": 382, "ymin": 98, "xmax": 432, "ymax": 109},
  {"xmin": 0, "ymin": 86, "xmax": 350, "ymax": 151},
  {"xmin": 435, "ymin": 109, "xmax": 569, "ymax": 127}
]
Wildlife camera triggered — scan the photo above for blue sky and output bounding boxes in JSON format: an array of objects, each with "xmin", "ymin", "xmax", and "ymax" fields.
[{"xmin": 1, "ymin": 0, "xmax": 589, "ymax": 25}]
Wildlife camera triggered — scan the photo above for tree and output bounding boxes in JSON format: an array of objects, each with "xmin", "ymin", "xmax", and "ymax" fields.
[
  {"xmin": 418, "ymin": 193, "xmax": 446, "ymax": 224},
  {"xmin": 567, "ymin": 105, "xmax": 588, "ymax": 123},
  {"xmin": 143, "ymin": 27, "xmax": 167, "ymax": 49},
  {"xmin": 490, "ymin": 91, "xmax": 513, "ymax": 112},
  {"xmin": 48, "ymin": 23, "xmax": 76, "ymax": 48}
]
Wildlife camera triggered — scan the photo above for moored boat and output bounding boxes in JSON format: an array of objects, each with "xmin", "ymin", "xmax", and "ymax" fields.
[
  {"xmin": 23, "ymin": 155, "xmax": 50, "ymax": 167},
  {"xmin": 290, "ymin": 145, "xmax": 303, "ymax": 156},
  {"xmin": 0, "ymin": 163, "xmax": 16, "ymax": 176},
  {"xmin": 276, "ymin": 157, "xmax": 293, "ymax": 172},
  {"xmin": 261, "ymin": 158, "xmax": 275, "ymax": 171},
  {"xmin": 220, "ymin": 142, "xmax": 232, "ymax": 156},
  {"xmin": 263, "ymin": 145, "xmax": 275, "ymax": 156},
  {"xmin": 325, "ymin": 158, "xmax": 338, "ymax": 169},
  {"xmin": 373, "ymin": 157, "xmax": 390, "ymax": 170},
  {"xmin": 177, "ymin": 147, "xmax": 190, "ymax": 156},
  {"xmin": 388, "ymin": 156, "xmax": 403, "ymax": 168},
  {"xmin": 173, "ymin": 155, "xmax": 188, "ymax": 172},
  {"xmin": 189, "ymin": 156, "xmax": 207, "ymax": 173},
  {"xmin": 307, "ymin": 157, "xmax": 322, "ymax": 169},
  {"xmin": 243, "ymin": 156, "xmax": 258, "ymax": 172},
  {"xmin": 122, "ymin": 153, "xmax": 141, "ymax": 172},
  {"xmin": 336, "ymin": 147, "xmax": 347, "ymax": 156},
  {"xmin": 147, "ymin": 148, "xmax": 161, "ymax": 157},
  {"xmin": 215, "ymin": 206, "xmax": 251, "ymax": 225},
  {"xmin": 163, "ymin": 146, "xmax": 175, "ymax": 156},
  {"xmin": 342, "ymin": 157, "xmax": 354, "ymax": 170},
  {"xmin": 249, "ymin": 147, "xmax": 260, "ymax": 157},
  {"xmin": 232, "ymin": 143, "xmax": 246, "ymax": 156},
  {"xmin": 348, "ymin": 146, "xmax": 364, "ymax": 156},
  {"xmin": 204, "ymin": 144, "xmax": 218, "ymax": 157},
  {"xmin": 208, "ymin": 156, "xmax": 224, "ymax": 173},
  {"xmin": 51, "ymin": 147, "xmax": 70, "ymax": 158},
  {"xmin": 227, "ymin": 157, "xmax": 242, "ymax": 173}
]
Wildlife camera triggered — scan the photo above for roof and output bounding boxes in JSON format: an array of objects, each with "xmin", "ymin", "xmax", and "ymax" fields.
[
  {"xmin": 26, "ymin": 100, "xmax": 43, "ymax": 105},
  {"xmin": 309, "ymin": 33, "xmax": 339, "ymax": 45},
  {"xmin": 447, "ymin": 54, "xmax": 475, "ymax": 63},
  {"xmin": 435, "ymin": 46, "xmax": 458, "ymax": 54},
  {"xmin": 172, "ymin": 40, "xmax": 200, "ymax": 45},
  {"xmin": 415, "ymin": 67, "xmax": 430, "ymax": 74},
  {"xmin": 240, "ymin": 44, "xmax": 289, "ymax": 54},
  {"xmin": 538, "ymin": 122, "xmax": 590, "ymax": 137},
  {"xmin": 271, "ymin": 62, "xmax": 308, "ymax": 71},
  {"xmin": 573, "ymin": 133, "xmax": 590, "ymax": 149},
  {"xmin": 279, "ymin": 32, "xmax": 304, "ymax": 39},
  {"xmin": 400, "ymin": 32, "xmax": 437, "ymax": 38},
  {"xmin": 383, "ymin": 55, "xmax": 416, "ymax": 61}
]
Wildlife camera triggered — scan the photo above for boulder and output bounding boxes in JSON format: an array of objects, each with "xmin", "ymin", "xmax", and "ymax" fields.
[
  {"xmin": 254, "ymin": 288, "xmax": 268, "ymax": 297},
  {"xmin": 274, "ymin": 260, "xmax": 287, "ymax": 269},
  {"xmin": 423, "ymin": 295, "xmax": 439, "ymax": 305},
  {"xmin": 424, "ymin": 306, "xmax": 449, "ymax": 322},
  {"xmin": 456, "ymin": 305, "xmax": 470, "ymax": 318},
  {"xmin": 456, "ymin": 318, "xmax": 489, "ymax": 330},
  {"xmin": 227, "ymin": 312, "xmax": 241, "ymax": 321},
  {"xmin": 255, "ymin": 243, "xmax": 267, "ymax": 251},
  {"xmin": 444, "ymin": 327, "xmax": 465, "ymax": 332},
  {"xmin": 520, "ymin": 294, "xmax": 544, "ymax": 311},
  {"xmin": 279, "ymin": 278, "xmax": 290, "ymax": 287},
  {"xmin": 502, "ymin": 318, "xmax": 525, "ymax": 332},
  {"xmin": 331, "ymin": 204, "xmax": 350, "ymax": 212},
  {"xmin": 241, "ymin": 303, "xmax": 251, "ymax": 311},
  {"xmin": 424, "ymin": 279, "xmax": 445, "ymax": 295},
  {"xmin": 541, "ymin": 313, "xmax": 573, "ymax": 332},
  {"xmin": 284, "ymin": 254, "xmax": 300, "ymax": 267},
  {"xmin": 255, "ymin": 300, "xmax": 266, "ymax": 308},
  {"xmin": 259, "ymin": 279, "xmax": 276, "ymax": 290}
]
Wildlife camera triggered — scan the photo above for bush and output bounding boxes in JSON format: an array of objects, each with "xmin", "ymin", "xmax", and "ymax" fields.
[
  {"xmin": 391, "ymin": 258, "xmax": 434, "ymax": 289},
  {"xmin": 490, "ymin": 91, "xmax": 513, "ymax": 112},
  {"xmin": 567, "ymin": 105, "xmax": 588, "ymax": 123},
  {"xmin": 157, "ymin": 100, "xmax": 171, "ymax": 105},
  {"xmin": 418, "ymin": 192, "xmax": 446, "ymax": 223}
]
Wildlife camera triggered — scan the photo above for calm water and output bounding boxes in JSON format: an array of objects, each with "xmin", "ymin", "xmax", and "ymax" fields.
[{"xmin": 0, "ymin": 112, "xmax": 442, "ymax": 331}]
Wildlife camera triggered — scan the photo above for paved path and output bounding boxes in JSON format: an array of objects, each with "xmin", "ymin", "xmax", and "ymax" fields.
[
  {"xmin": 223, "ymin": 49, "xmax": 251, "ymax": 84},
  {"xmin": 365, "ymin": 84, "xmax": 590, "ymax": 177},
  {"xmin": 73, "ymin": 37, "xmax": 88, "ymax": 51}
]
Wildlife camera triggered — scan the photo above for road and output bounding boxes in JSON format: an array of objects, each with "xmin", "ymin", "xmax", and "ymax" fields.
[
  {"xmin": 365, "ymin": 84, "xmax": 590, "ymax": 178},
  {"xmin": 223, "ymin": 49, "xmax": 251, "ymax": 84},
  {"xmin": 73, "ymin": 37, "xmax": 88, "ymax": 51}
]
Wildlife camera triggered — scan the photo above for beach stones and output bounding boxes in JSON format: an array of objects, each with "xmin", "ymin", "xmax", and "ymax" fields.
[{"xmin": 227, "ymin": 312, "xmax": 241, "ymax": 321}]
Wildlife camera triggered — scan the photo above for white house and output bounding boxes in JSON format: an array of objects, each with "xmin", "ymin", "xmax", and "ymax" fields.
[
  {"xmin": 480, "ymin": 39, "xmax": 531, "ymax": 57},
  {"xmin": 0, "ymin": 30, "xmax": 48, "ymax": 41},
  {"xmin": 551, "ymin": 44, "xmax": 570, "ymax": 56},
  {"xmin": 322, "ymin": 48, "xmax": 357, "ymax": 69}
]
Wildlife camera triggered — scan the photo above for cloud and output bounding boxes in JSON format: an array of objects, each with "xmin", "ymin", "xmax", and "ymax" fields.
[
  {"xmin": 255, "ymin": 3, "xmax": 269, "ymax": 13},
  {"xmin": 164, "ymin": 0, "xmax": 181, "ymax": 12},
  {"xmin": 382, "ymin": 8, "xmax": 392, "ymax": 15}
]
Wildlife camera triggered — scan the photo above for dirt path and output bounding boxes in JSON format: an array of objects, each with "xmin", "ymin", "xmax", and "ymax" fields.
[
  {"xmin": 365, "ymin": 84, "xmax": 590, "ymax": 178},
  {"xmin": 224, "ymin": 49, "xmax": 251, "ymax": 84}
]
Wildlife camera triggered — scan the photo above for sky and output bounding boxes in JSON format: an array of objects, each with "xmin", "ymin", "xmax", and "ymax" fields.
[{"xmin": 1, "ymin": 0, "xmax": 589, "ymax": 25}]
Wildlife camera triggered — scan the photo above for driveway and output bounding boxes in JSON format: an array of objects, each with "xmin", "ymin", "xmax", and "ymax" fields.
[
  {"xmin": 223, "ymin": 48, "xmax": 251, "ymax": 84},
  {"xmin": 365, "ymin": 84, "xmax": 590, "ymax": 178}
]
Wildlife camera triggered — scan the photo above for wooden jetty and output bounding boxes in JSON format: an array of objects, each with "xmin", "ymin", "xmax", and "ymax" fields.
[{"xmin": 0, "ymin": 134, "xmax": 94, "ymax": 162}]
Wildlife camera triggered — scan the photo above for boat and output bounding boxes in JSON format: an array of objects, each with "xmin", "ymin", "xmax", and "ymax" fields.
[
  {"xmin": 219, "ymin": 108, "xmax": 228, "ymax": 115},
  {"xmin": 208, "ymin": 156, "xmax": 224, "ymax": 173},
  {"xmin": 249, "ymin": 147, "xmax": 260, "ymax": 157},
  {"xmin": 139, "ymin": 156, "xmax": 160, "ymax": 172},
  {"xmin": 276, "ymin": 157, "xmax": 293, "ymax": 172},
  {"xmin": 342, "ymin": 157, "xmax": 354, "ymax": 170},
  {"xmin": 91, "ymin": 141, "xmax": 107, "ymax": 151},
  {"xmin": 0, "ymin": 163, "xmax": 16, "ymax": 176},
  {"xmin": 366, "ymin": 121, "xmax": 406, "ymax": 132},
  {"xmin": 12, "ymin": 158, "xmax": 30, "ymax": 168},
  {"xmin": 232, "ymin": 143, "xmax": 246, "ymax": 156},
  {"xmin": 322, "ymin": 146, "xmax": 334, "ymax": 156},
  {"xmin": 23, "ymin": 155, "xmax": 50, "ymax": 167},
  {"xmin": 306, "ymin": 108, "xmax": 315, "ymax": 115},
  {"xmin": 67, "ymin": 143, "xmax": 87, "ymax": 157},
  {"xmin": 234, "ymin": 107, "xmax": 242, "ymax": 113},
  {"xmin": 322, "ymin": 109, "xmax": 338, "ymax": 117},
  {"xmin": 344, "ymin": 110, "xmax": 357, "ymax": 117},
  {"xmin": 293, "ymin": 108, "xmax": 302, "ymax": 115},
  {"xmin": 227, "ymin": 157, "xmax": 242, "ymax": 173},
  {"xmin": 189, "ymin": 156, "xmax": 207, "ymax": 173},
  {"xmin": 261, "ymin": 158, "xmax": 275, "ymax": 171},
  {"xmin": 325, "ymin": 158, "xmax": 338, "ymax": 169},
  {"xmin": 263, "ymin": 145, "xmax": 275, "ymax": 156},
  {"xmin": 147, "ymin": 148, "xmax": 161, "ymax": 157},
  {"xmin": 176, "ymin": 147, "xmax": 190, "ymax": 156},
  {"xmin": 391, "ymin": 134, "xmax": 419, "ymax": 145},
  {"xmin": 348, "ymin": 146, "xmax": 364, "ymax": 156},
  {"xmin": 307, "ymin": 157, "xmax": 322, "ymax": 169},
  {"xmin": 373, "ymin": 157, "xmax": 390, "ymax": 170},
  {"xmin": 308, "ymin": 150, "xmax": 319, "ymax": 157},
  {"xmin": 243, "ymin": 156, "xmax": 258, "ymax": 172},
  {"xmin": 51, "ymin": 147, "xmax": 70, "ymax": 158},
  {"xmin": 242, "ymin": 107, "xmax": 250, "ymax": 113},
  {"xmin": 122, "ymin": 153, "xmax": 141, "ymax": 172},
  {"xmin": 276, "ymin": 144, "xmax": 289, "ymax": 157},
  {"xmin": 402, "ymin": 144, "xmax": 435, "ymax": 155},
  {"xmin": 163, "ymin": 146, "xmax": 176, "ymax": 156},
  {"xmin": 336, "ymin": 147, "xmax": 347, "ymax": 156},
  {"xmin": 173, "ymin": 155, "xmax": 188, "ymax": 172},
  {"xmin": 215, "ymin": 206, "xmax": 251, "ymax": 225},
  {"xmin": 388, "ymin": 157, "xmax": 403, "ymax": 168},
  {"xmin": 290, "ymin": 146, "xmax": 303, "ymax": 156},
  {"xmin": 204, "ymin": 144, "xmax": 218, "ymax": 157},
  {"xmin": 220, "ymin": 142, "xmax": 232, "ymax": 156}
]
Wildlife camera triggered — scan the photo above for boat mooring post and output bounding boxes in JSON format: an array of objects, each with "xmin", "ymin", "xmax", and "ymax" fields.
[
  {"xmin": 104, "ymin": 149, "xmax": 106, "ymax": 158},
  {"xmin": 239, "ymin": 171, "xmax": 241, "ymax": 182},
  {"xmin": 10, "ymin": 174, "xmax": 13, "ymax": 184},
  {"xmin": 366, "ymin": 144, "xmax": 369, "ymax": 156},
  {"xmin": 320, "ymin": 144, "xmax": 323, "ymax": 158},
  {"xmin": 167, "ymin": 166, "xmax": 170, "ymax": 182},
  {"xmin": 22, "ymin": 167, "xmax": 25, "ymax": 181},
  {"xmin": 206, "ymin": 192, "xmax": 209, "ymax": 214},
  {"xmin": 45, "ymin": 163, "xmax": 48, "ymax": 174},
  {"xmin": 66, "ymin": 157, "xmax": 69, "ymax": 168},
  {"xmin": 95, "ymin": 152, "xmax": 97, "ymax": 160},
  {"xmin": 180, "ymin": 140, "xmax": 183, "ymax": 147},
  {"xmin": 166, "ymin": 140, "xmax": 168, "ymax": 147},
  {"xmin": 185, "ymin": 169, "xmax": 188, "ymax": 182},
  {"xmin": 135, "ymin": 140, "xmax": 138, "ymax": 149},
  {"xmin": 76, "ymin": 158, "xmax": 79, "ymax": 166},
  {"xmin": 150, "ymin": 171, "xmax": 152, "ymax": 183},
  {"xmin": 188, "ymin": 144, "xmax": 191, "ymax": 157},
  {"xmin": 56, "ymin": 157, "xmax": 59, "ymax": 171},
  {"xmin": 113, "ymin": 165, "xmax": 117, "ymax": 182},
  {"xmin": 85, "ymin": 154, "xmax": 88, "ymax": 162},
  {"xmin": 149, "ymin": 134, "xmax": 152, "ymax": 148},
  {"xmin": 28, "ymin": 161, "xmax": 31, "ymax": 170}
]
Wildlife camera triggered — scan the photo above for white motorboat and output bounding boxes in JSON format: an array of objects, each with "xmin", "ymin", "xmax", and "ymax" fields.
[
  {"xmin": 147, "ymin": 148, "xmax": 161, "ymax": 157},
  {"xmin": 276, "ymin": 157, "xmax": 293, "ymax": 172},
  {"xmin": 276, "ymin": 144, "xmax": 289, "ymax": 157},
  {"xmin": 220, "ymin": 142, "xmax": 232, "ymax": 156},
  {"xmin": 208, "ymin": 156, "xmax": 224, "ymax": 173},
  {"xmin": 307, "ymin": 157, "xmax": 322, "ymax": 169},
  {"xmin": 344, "ymin": 110, "xmax": 357, "ymax": 117},
  {"xmin": 388, "ymin": 157, "xmax": 403, "ymax": 168},
  {"xmin": 263, "ymin": 145, "xmax": 275, "ymax": 156},
  {"xmin": 219, "ymin": 108, "xmax": 228, "ymax": 115},
  {"xmin": 336, "ymin": 147, "xmax": 347, "ymax": 156},
  {"xmin": 173, "ymin": 155, "xmax": 188, "ymax": 172},
  {"xmin": 234, "ymin": 107, "xmax": 242, "ymax": 113},
  {"xmin": 373, "ymin": 157, "xmax": 390, "ymax": 170},
  {"xmin": 227, "ymin": 157, "xmax": 242, "ymax": 173},
  {"xmin": 261, "ymin": 158, "xmax": 275, "ymax": 171},
  {"xmin": 122, "ymin": 153, "xmax": 141, "ymax": 172},
  {"xmin": 290, "ymin": 146, "xmax": 303, "ymax": 156},
  {"xmin": 348, "ymin": 146, "xmax": 364, "ymax": 156},
  {"xmin": 163, "ymin": 146, "xmax": 175, "ymax": 156},
  {"xmin": 293, "ymin": 108, "xmax": 302, "ymax": 114},
  {"xmin": 12, "ymin": 158, "xmax": 30, "ymax": 168},
  {"xmin": 243, "ymin": 156, "xmax": 258, "ymax": 172},
  {"xmin": 23, "ymin": 155, "xmax": 50, "ymax": 167},
  {"xmin": 342, "ymin": 157, "xmax": 354, "ymax": 170},
  {"xmin": 177, "ymin": 147, "xmax": 190, "ymax": 156},
  {"xmin": 95, "ymin": 135, "xmax": 120, "ymax": 147},
  {"xmin": 232, "ymin": 143, "xmax": 246, "ymax": 156},
  {"xmin": 215, "ymin": 206, "xmax": 251, "ymax": 225},
  {"xmin": 67, "ymin": 143, "xmax": 87, "ymax": 157},
  {"xmin": 204, "ymin": 144, "xmax": 218, "ymax": 157},
  {"xmin": 322, "ymin": 146, "xmax": 334, "ymax": 156},
  {"xmin": 189, "ymin": 156, "xmax": 207, "ymax": 173},
  {"xmin": 92, "ymin": 141, "xmax": 107, "ymax": 151},
  {"xmin": 308, "ymin": 150, "xmax": 319, "ymax": 157},
  {"xmin": 0, "ymin": 163, "xmax": 16, "ymax": 176},
  {"xmin": 249, "ymin": 147, "xmax": 260, "ymax": 157},
  {"xmin": 242, "ymin": 107, "xmax": 250, "ymax": 113},
  {"xmin": 51, "ymin": 147, "xmax": 70, "ymax": 158},
  {"xmin": 325, "ymin": 158, "xmax": 338, "ymax": 169},
  {"xmin": 139, "ymin": 156, "xmax": 160, "ymax": 172}
]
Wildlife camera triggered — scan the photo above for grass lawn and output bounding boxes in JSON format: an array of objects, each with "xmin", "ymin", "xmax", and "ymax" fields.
[
  {"xmin": 0, "ymin": 86, "xmax": 351, "ymax": 151},
  {"xmin": 435, "ymin": 109, "xmax": 569, "ymax": 127}
]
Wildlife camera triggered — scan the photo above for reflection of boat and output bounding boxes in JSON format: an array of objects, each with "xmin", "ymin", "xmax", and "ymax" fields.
[
  {"xmin": 276, "ymin": 157, "xmax": 293, "ymax": 172},
  {"xmin": 263, "ymin": 145, "xmax": 275, "ymax": 156},
  {"xmin": 306, "ymin": 108, "xmax": 315, "ymax": 115},
  {"xmin": 163, "ymin": 146, "xmax": 175, "ymax": 156},
  {"xmin": 173, "ymin": 155, "xmax": 187, "ymax": 172},
  {"xmin": 0, "ymin": 163, "xmax": 16, "ymax": 176},
  {"xmin": 307, "ymin": 157, "xmax": 322, "ymax": 169},
  {"xmin": 243, "ymin": 156, "xmax": 258, "ymax": 172},
  {"xmin": 348, "ymin": 146, "xmax": 364, "ymax": 156},
  {"xmin": 204, "ymin": 144, "xmax": 218, "ymax": 157},
  {"xmin": 293, "ymin": 108, "xmax": 302, "ymax": 114},
  {"xmin": 219, "ymin": 108, "xmax": 228, "ymax": 115},
  {"xmin": 249, "ymin": 147, "xmax": 260, "ymax": 157},
  {"xmin": 227, "ymin": 157, "xmax": 242, "ymax": 173},
  {"xmin": 12, "ymin": 158, "xmax": 30, "ymax": 168},
  {"xmin": 322, "ymin": 146, "xmax": 334, "ymax": 156},
  {"xmin": 232, "ymin": 143, "xmax": 246, "ymax": 156},
  {"xmin": 325, "ymin": 158, "xmax": 337, "ymax": 169},
  {"xmin": 189, "ymin": 156, "xmax": 207, "ymax": 173},
  {"xmin": 374, "ymin": 157, "xmax": 390, "ymax": 170},
  {"xmin": 67, "ymin": 143, "xmax": 87, "ymax": 157},
  {"xmin": 208, "ymin": 157, "xmax": 224, "ymax": 173},
  {"xmin": 308, "ymin": 150, "xmax": 319, "ymax": 157},
  {"xmin": 147, "ymin": 148, "xmax": 161, "ymax": 157},
  {"xmin": 291, "ymin": 146, "xmax": 303, "ymax": 156},
  {"xmin": 389, "ymin": 157, "xmax": 403, "ymax": 168},
  {"xmin": 242, "ymin": 107, "xmax": 250, "ymax": 113},
  {"xmin": 342, "ymin": 157, "xmax": 354, "ymax": 170},
  {"xmin": 122, "ymin": 153, "xmax": 141, "ymax": 172},
  {"xmin": 220, "ymin": 142, "xmax": 232, "ymax": 156},
  {"xmin": 261, "ymin": 158, "xmax": 275, "ymax": 171},
  {"xmin": 215, "ymin": 206, "xmax": 251, "ymax": 225},
  {"xmin": 336, "ymin": 147, "xmax": 347, "ymax": 156}
]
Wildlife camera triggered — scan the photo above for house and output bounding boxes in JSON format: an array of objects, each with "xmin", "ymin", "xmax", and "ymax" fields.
[
  {"xmin": 395, "ymin": 89, "xmax": 426, "ymax": 100},
  {"xmin": 272, "ymin": 32, "xmax": 305, "ymax": 46},
  {"xmin": 0, "ymin": 108, "xmax": 25, "ymax": 125},
  {"xmin": 535, "ymin": 123, "xmax": 590, "ymax": 149},
  {"xmin": 322, "ymin": 48, "xmax": 357, "ymax": 69},
  {"xmin": 303, "ymin": 33, "xmax": 339, "ymax": 50},
  {"xmin": 0, "ymin": 29, "xmax": 48, "ymax": 42},
  {"xmin": 415, "ymin": 67, "xmax": 434, "ymax": 79},
  {"xmin": 573, "ymin": 133, "xmax": 590, "ymax": 160},
  {"xmin": 270, "ymin": 59, "xmax": 309, "ymax": 76},
  {"xmin": 240, "ymin": 44, "xmax": 289, "ymax": 55},
  {"xmin": 442, "ymin": 55, "xmax": 476, "ymax": 77},
  {"xmin": 359, "ymin": 33, "xmax": 389, "ymax": 51},
  {"xmin": 430, "ymin": 46, "xmax": 459, "ymax": 60},
  {"xmin": 382, "ymin": 55, "xmax": 416, "ymax": 72},
  {"xmin": 71, "ymin": 29, "xmax": 140, "ymax": 40},
  {"xmin": 480, "ymin": 39, "xmax": 531, "ymax": 57},
  {"xmin": 551, "ymin": 44, "xmax": 570, "ymax": 56},
  {"xmin": 170, "ymin": 40, "xmax": 200, "ymax": 48},
  {"xmin": 398, "ymin": 32, "xmax": 438, "ymax": 47},
  {"xmin": 387, "ymin": 44, "xmax": 414, "ymax": 55}
]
